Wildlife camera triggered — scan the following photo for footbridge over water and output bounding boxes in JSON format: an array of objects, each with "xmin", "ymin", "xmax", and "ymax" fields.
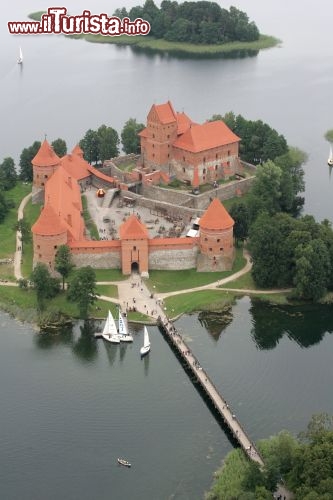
[{"xmin": 157, "ymin": 318, "xmax": 264, "ymax": 468}]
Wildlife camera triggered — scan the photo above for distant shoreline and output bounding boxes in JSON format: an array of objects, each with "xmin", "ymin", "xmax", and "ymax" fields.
[{"xmin": 28, "ymin": 12, "xmax": 280, "ymax": 57}]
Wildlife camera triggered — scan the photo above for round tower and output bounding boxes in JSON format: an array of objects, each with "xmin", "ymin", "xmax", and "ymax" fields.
[
  {"xmin": 32, "ymin": 139, "xmax": 61, "ymax": 191},
  {"xmin": 197, "ymin": 198, "xmax": 234, "ymax": 272}
]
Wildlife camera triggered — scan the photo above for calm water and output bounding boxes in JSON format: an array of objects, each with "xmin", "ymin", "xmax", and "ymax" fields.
[
  {"xmin": 2, "ymin": 0, "xmax": 333, "ymax": 498},
  {"xmin": 1, "ymin": 299, "xmax": 333, "ymax": 500}
]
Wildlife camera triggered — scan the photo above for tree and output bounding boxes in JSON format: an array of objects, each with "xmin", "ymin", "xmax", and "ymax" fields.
[
  {"xmin": 14, "ymin": 218, "xmax": 31, "ymax": 249},
  {"xmin": 229, "ymin": 202, "xmax": 249, "ymax": 245},
  {"xmin": 249, "ymin": 160, "xmax": 282, "ymax": 216},
  {"xmin": 30, "ymin": 263, "xmax": 60, "ymax": 310},
  {"xmin": 121, "ymin": 118, "xmax": 145, "ymax": 154},
  {"xmin": 97, "ymin": 124, "xmax": 119, "ymax": 162},
  {"xmin": 79, "ymin": 129, "xmax": 100, "ymax": 164},
  {"xmin": 0, "ymin": 157, "xmax": 17, "ymax": 190},
  {"xmin": 0, "ymin": 192, "xmax": 10, "ymax": 223},
  {"xmin": 294, "ymin": 239, "xmax": 331, "ymax": 301},
  {"xmin": 19, "ymin": 141, "xmax": 41, "ymax": 181},
  {"xmin": 51, "ymin": 138, "xmax": 67, "ymax": 157},
  {"xmin": 67, "ymin": 266, "xmax": 99, "ymax": 318},
  {"xmin": 54, "ymin": 244, "xmax": 74, "ymax": 290}
]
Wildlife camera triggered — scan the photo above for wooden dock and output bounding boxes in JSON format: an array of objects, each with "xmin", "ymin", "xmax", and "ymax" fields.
[{"xmin": 158, "ymin": 319, "xmax": 264, "ymax": 467}]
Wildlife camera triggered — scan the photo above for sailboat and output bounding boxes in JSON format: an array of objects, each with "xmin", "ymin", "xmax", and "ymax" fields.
[
  {"xmin": 102, "ymin": 310, "xmax": 120, "ymax": 344},
  {"xmin": 118, "ymin": 310, "xmax": 133, "ymax": 343},
  {"xmin": 140, "ymin": 326, "xmax": 150, "ymax": 357},
  {"xmin": 17, "ymin": 47, "xmax": 23, "ymax": 65},
  {"xmin": 328, "ymin": 144, "xmax": 333, "ymax": 166}
]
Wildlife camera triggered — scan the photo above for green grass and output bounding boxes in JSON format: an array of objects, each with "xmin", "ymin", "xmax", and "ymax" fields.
[
  {"xmin": 115, "ymin": 161, "xmax": 136, "ymax": 172},
  {"xmin": 94, "ymin": 268, "xmax": 126, "ymax": 281},
  {"xmin": 127, "ymin": 310, "xmax": 153, "ymax": 323},
  {"xmin": 81, "ymin": 195, "xmax": 100, "ymax": 240},
  {"xmin": 21, "ymin": 200, "xmax": 42, "ymax": 278},
  {"xmin": 0, "ymin": 183, "xmax": 31, "ymax": 259},
  {"xmin": 222, "ymin": 270, "xmax": 256, "ymax": 290},
  {"xmin": 165, "ymin": 289, "xmax": 236, "ymax": 317},
  {"xmin": 96, "ymin": 284, "xmax": 118, "ymax": 298},
  {"xmin": 147, "ymin": 247, "xmax": 245, "ymax": 293}
]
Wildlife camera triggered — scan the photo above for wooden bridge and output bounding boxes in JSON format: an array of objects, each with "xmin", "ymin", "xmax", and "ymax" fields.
[{"xmin": 157, "ymin": 318, "xmax": 264, "ymax": 468}]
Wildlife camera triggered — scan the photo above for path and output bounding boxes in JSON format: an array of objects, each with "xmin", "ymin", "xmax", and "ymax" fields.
[{"xmin": 14, "ymin": 192, "xmax": 32, "ymax": 281}]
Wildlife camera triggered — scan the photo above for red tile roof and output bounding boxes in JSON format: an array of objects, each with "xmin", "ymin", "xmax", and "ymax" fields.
[
  {"xmin": 119, "ymin": 215, "xmax": 149, "ymax": 240},
  {"xmin": 61, "ymin": 153, "xmax": 90, "ymax": 181},
  {"xmin": 32, "ymin": 139, "xmax": 61, "ymax": 168},
  {"xmin": 173, "ymin": 121, "xmax": 240, "ymax": 153},
  {"xmin": 176, "ymin": 112, "xmax": 194, "ymax": 135},
  {"xmin": 152, "ymin": 100, "xmax": 177, "ymax": 124},
  {"xmin": 71, "ymin": 144, "xmax": 84, "ymax": 157},
  {"xmin": 199, "ymin": 198, "xmax": 234, "ymax": 230},
  {"xmin": 32, "ymin": 204, "xmax": 66, "ymax": 235}
]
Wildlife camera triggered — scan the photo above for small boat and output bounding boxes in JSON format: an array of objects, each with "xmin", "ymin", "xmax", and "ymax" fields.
[
  {"xmin": 328, "ymin": 145, "xmax": 333, "ymax": 166},
  {"xmin": 140, "ymin": 326, "xmax": 150, "ymax": 357},
  {"xmin": 102, "ymin": 310, "xmax": 120, "ymax": 344},
  {"xmin": 117, "ymin": 458, "xmax": 131, "ymax": 467},
  {"xmin": 118, "ymin": 310, "xmax": 133, "ymax": 343},
  {"xmin": 17, "ymin": 47, "xmax": 23, "ymax": 64}
]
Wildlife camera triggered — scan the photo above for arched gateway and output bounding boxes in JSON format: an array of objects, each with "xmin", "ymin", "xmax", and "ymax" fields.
[{"xmin": 119, "ymin": 215, "xmax": 149, "ymax": 276}]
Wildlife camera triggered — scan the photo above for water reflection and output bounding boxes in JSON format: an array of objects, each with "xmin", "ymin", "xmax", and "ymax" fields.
[
  {"xmin": 34, "ymin": 326, "xmax": 73, "ymax": 349},
  {"xmin": 250, "ymin": 300, "xmax": 333, "ymax": 349},
  {"xmin": 130, "ymin": 44, "xmax": 259, "ymax": 60},
  {"xmin": 198, "ymin": 307, "xmax": 234, "ymax": 341},
  {"xmin": 72, "ymin": 320, "xmax": 98, "ymax": 362}
]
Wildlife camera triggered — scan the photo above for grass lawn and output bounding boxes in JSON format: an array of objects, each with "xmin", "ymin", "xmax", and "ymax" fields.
[
  {"xmin": 165, "ymin": 289, "xmax": 236, "ymax": 317},
  {"xmin": 147, "ymin": 247, "xmax": 245, "ymax": 293},
  {"xmin": 0, "ymin": 183, "xmax": 31, "ymax": 259},
  {"xmin": 127, "ymin": 310, "xmax": 153, "ymax": 323},
  {"xmin": 82, "ymin": 195, "xmax": 100, "ymax": 240},
  {"xmin": 222, "ymin": 270, "xmax": 256, "ymax": 290},
  {"xmin": 96, "ymin": 284, "xmax": 118, "ymax": 299}
]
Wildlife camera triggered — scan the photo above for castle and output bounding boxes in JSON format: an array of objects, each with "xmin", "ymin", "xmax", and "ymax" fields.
[{"xmin": 31, "ymin": 101, "xmax": 238, "ymax": 276}]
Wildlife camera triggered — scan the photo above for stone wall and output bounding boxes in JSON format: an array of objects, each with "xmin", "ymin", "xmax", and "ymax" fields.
[
  {"xmin": 142, "ymin": 184, "xmax": 193, "ymax": 206},
  {"xmin": 71, "ymin": 250, "xmax": 121, "ymax": 269},
  {"xmin": 148, "ymin": 246, "xmax": 199, "ymax": 270}
]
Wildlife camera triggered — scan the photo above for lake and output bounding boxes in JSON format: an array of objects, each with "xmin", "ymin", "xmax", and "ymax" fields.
[{"xmin": 1, "ymin": 0, "xmax": 333, "ymax": 498}]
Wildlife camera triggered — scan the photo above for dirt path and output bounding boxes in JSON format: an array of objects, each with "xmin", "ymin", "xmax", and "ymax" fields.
[{"xmin": 14, "ymin": 192, "xmax": 32, "ymax": 281}]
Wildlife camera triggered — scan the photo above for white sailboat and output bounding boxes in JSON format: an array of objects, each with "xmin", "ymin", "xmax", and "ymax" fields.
[
  {"xmin": 102, "ymin": 310, "xmax": 120, "ymax": 344},
  {"xmin": 328, "ymin": 144, "xmax": 333, "ymax": 166},
  {"xmin": 17, "ymin": 47, "xmax": 23, "ymax": 65},
  {"xmin": 118, "ymin": 310, "xmax": 133, "ymax": 343},
  {"xmin": 140, "ymin": 326, "xmax": 150, "ymax": 357}
]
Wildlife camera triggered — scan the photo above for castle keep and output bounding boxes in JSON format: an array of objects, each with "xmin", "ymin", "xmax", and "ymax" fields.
[{"xmin": 31, "ymin": 101, "xmax": 237, "ymax": 275}]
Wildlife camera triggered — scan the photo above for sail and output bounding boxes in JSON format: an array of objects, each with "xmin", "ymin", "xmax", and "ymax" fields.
[
  {"xmin": 118, "ymin": 311, "xmax": 127, "ymax": 336},
  {"xmin": 18, "ymin": 47, "xmax": 23, "ymax": 64},
  {"xmin": 329, "ymin": 145, "xmax": 333, "ymax": 161},
  {"xmin": 102, "ymin": 312, "xmax": 110, "ymax": 336},
  {"xmin": 108, "ymin": 310, "xmax": 118, "ymax": 336},
  {"xmin": 143, "ymin": 326, "xmax": 150, "ymax": 348}
]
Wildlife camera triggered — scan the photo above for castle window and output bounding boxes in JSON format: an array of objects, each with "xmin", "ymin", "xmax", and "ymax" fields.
[
  {"xmin": 216, "ymin": 153, "xmax": 218, "ymax": 159},
  {"xmin": 37, "ymin": 245, "xmax": 40, "ymax": 249},
  {"xmin": 183, "ymin": 156, "xmax": 185, "ymax": 162},
  {"xmin": 44, "ymin": 174, "xmax": 48, "ymax": 178},
  {"xmin": 37, "ymin": 174, "xmax": 39, "ymax": 178},
  {"xmin": 183, "ymin": 167, "xmax": 185, "ymax": 173},
  {"xmin": 204, "ymin": 238, "xmax": 208, "ymax": 241},
  {"xmin": 168, "ymin": 154, "xmax": 170, "ymax": 158},
  {"xmin": 203, "ymin": 176, "xmax": 206, "ymax": 181},
  {"xmin": 152, "ymin": 153, "xmax": 155, "ymax": 158},
  {"xmin": 41, "ymin": 183, "xmax": 44, "ymax": 186},
  {"xmin": 153, "ymin": 134, "xmax": 155, "ymax": 138},
  {"xmin": 54, "ymin": 245, "xmax": 58, "ymax": 249},
  {"xmin": 215, "ymin": 165, "xmax": 218, "ymax": 170},
  {"xmin": 133, "ymin": 246, "xmax": 136, "ymax": 251},
  {"xmin": 209, "ymin": 248, "xmax": 212, "ymax": 252},
  {"xmin": 39, "ymin": 254, "xmax": 42, "ymax": 258},
  {"xmin": 228, "ymin": 150, "xmax": 231, "ymax": 156},
  {"xmin": 203, "ymin": 157, "xmax": 206, "ymax": 163},
  {"xmin": 203, "ymin": 168, "xmax": 206, "ymax": 174},
  {"xmin": 167, "ymin": 135, "xmax": 170, "ymax": 139},
  {"xmin": 217, "ymin": 239, "xmax": 220, "ymax": 242},
  {"xmin": 220, "ymin": 248, "xmax": 223, "ymax": 251},
  {"xmin": 152, "ymin": 144, "xmax": 155, "ymax": 148},
  {"xmin": 227, "ymin": 161, "xmax": 230, "ymax": 167}
]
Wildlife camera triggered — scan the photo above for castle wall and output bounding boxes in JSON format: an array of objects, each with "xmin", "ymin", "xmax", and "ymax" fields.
[
  {"xmin": 70, "ymin": 244, "xmax": 121, "ymax": 269},
  {"xmin": 148, "ymin": 239, "xmax": 199, "ymax": 270},
  {"xmin": 33, "ymin": 232, "xmax": 68, "ymax": 270},
  {"xmin": 33, "ymin": 165, "xmax": 59, "ymax": 189}
]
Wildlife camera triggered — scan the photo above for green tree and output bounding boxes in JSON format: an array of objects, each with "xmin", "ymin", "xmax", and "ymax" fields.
[
  {"xmin": 51, "ymin": 138, "xmax": 67, "ymax": 157},
  {"xmin": 294, "ymin": 239, "xmax": 331, "ymax": 301},
  {"xmin": 97, "ymin": 124, "xmax": 119, "ymax": 162},
  {"xmin": 121, "ymin": 118, "xmax": 145, "ymax": 154},
  {"xmin": 0, "ymin": 191, "xmax": 10, "ymax": 223},
  {"xmin": 14, "ymin": 218, "xmax": 31, "ymax": 249},
  {"xmin": 19, "ymin": 141, "xmax": 41, "ymax": 181},
  {"xmin": 79, "ymin": 129, "xmax": 100, "ymax": 164},
  {"xmin": 67, "ymin": 266, "xmax": 99, "ymax": 318},
  {"xmin": 229, "ymin": 202, "xmax": 249, "ymax": 245},
  {"xmin": 0, "ymin": 157, "xmax": 17, "ymax": 190},
  {"xmin": 54, "ymin": 244, "xmax": 74, "ymax": 290},
  {"xmin": 30, "ymin": 262, "xmax": 60, "ymax": 311},
  {"xmin": 249, "ymin": 160, "xmax": 282, "ymax": 216}
]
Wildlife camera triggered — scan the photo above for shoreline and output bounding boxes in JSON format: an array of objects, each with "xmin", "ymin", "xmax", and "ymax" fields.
[{"xmin": 28, "ymin": 12, "xmax": 280, "ymax": 57}]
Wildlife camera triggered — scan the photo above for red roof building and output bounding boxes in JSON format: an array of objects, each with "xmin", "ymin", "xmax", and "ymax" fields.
[{"xmin": 140, "ymin": 101, "xmax": 241, "ymax": 186}]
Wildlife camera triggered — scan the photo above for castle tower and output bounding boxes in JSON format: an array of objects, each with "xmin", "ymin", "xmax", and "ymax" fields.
[
  {"xmin": 31, "ymin": 204, "xmax": 68, "ymax": 272},
  {"xmin": 32, "ymin": 140, "xmax": 61, "ymax": 192},
  {"xmin": 71, "ymin": 144, "xmax": 84, "ymax": 158},
  {"xmin": 197, "ymin": 198, "xmax": 235, "ymax": 272},
  {"xmin": 119, "ymin": 215, "xmax": 149, "ymax": 276},
  {"xmin": 139, "ymin": 101, "xmax": 178, "ymax": 170}
]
